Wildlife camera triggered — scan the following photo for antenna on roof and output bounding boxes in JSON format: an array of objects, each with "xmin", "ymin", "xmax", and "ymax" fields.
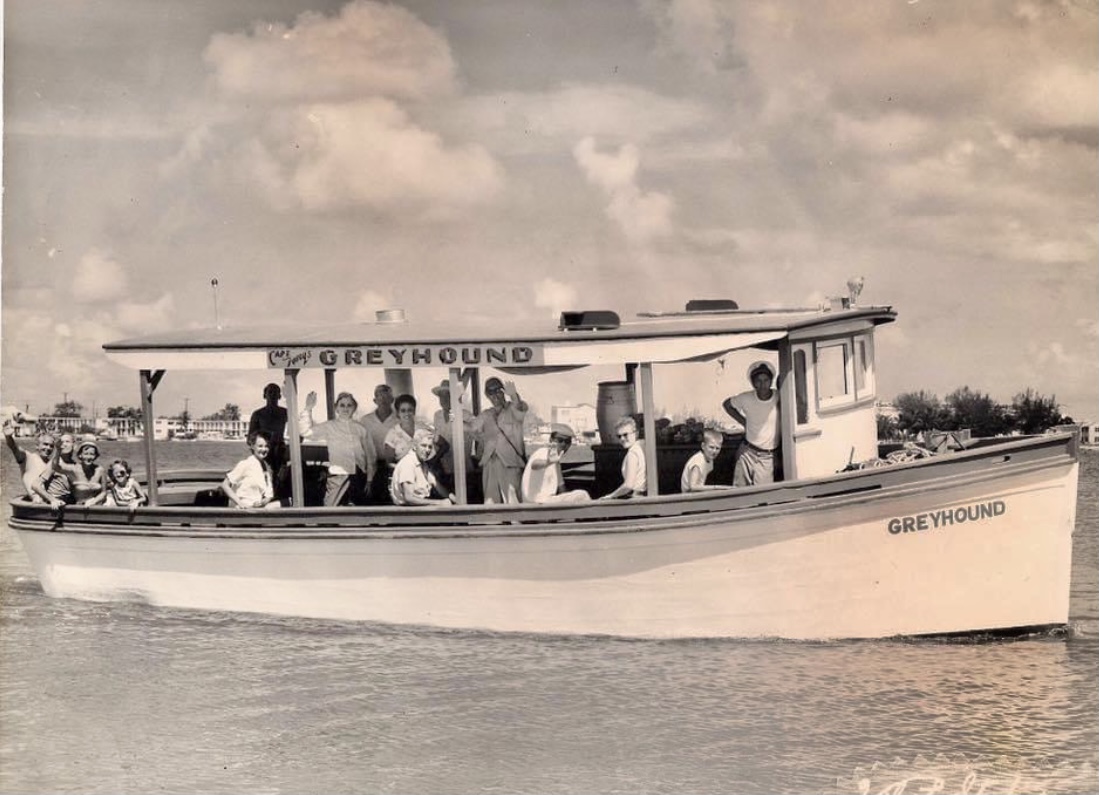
[{"xmin": 211, "ymin": 278, "xmax": 222, "ymax": 330}]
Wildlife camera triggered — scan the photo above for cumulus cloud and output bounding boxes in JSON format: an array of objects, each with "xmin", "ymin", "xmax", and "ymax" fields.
[
  {"xmin": 232, "ymin": 100, "xmax": 503, "ymax": 214},
  {"xmin": 644, "ymin": 0, "xmax": 738, "ymax": 74},
  {"xmin": 533, "ymin": 279, "xmax": 579, "ymax": 319},
  {"xmin": 114, "ymin": 295, "xmax": 177, "ymax": 333},
  {"xmin": 1076, "ymin": 318, "xmax": 1099, "ymax": 339},
  {"xmin": 204, "ymin": 0, "xmax": 456, "ymax": 104},
  {"xmin": 463, "ymin": 84, "xmax": 712, "ymax": 148},
  {"xmin": 71, "ymin": 250, "xmax": 128, "ymax": 303},
  {"xmin": 179, "ymin": 2, "xmax": 504, "ymax": 220},
  {"xmin": 1027, "ymin": 340, "xmax": 1078, "ymax": 370},
  {"xmin": 573, "ymin": 137, "xmax": 674, "ymax": 243}
]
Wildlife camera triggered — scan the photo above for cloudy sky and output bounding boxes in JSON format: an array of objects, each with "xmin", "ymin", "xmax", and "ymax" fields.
[{"xmin": 2, "ymin": 0, "xmax": 1097, "ymax": 424}]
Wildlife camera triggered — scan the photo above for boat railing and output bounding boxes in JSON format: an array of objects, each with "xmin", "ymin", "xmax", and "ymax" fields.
[{"xmin": 8, "ymin": 431, "xmax": 1077, "ymax": 533}]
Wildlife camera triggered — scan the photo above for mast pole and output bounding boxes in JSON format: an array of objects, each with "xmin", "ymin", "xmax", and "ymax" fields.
[
  {"xmin": 283, "ymin": 369, "xmax": 305, "ymax": 508},
  {"xmin": 639, "ymin": 363, "xmax": 659, "ymax": 497},
  {"xmin": 139, "ymin": 370, "xmax": 164, "ymax": 505},
  {"xmin": 448, "ymin": 367, "xmax": 468, "ymax": 505}
]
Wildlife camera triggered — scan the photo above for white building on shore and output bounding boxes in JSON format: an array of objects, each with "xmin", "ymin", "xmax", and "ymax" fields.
[{"xmin": 552, "ymin": 402, "xmax": 597, "ymax": 439}]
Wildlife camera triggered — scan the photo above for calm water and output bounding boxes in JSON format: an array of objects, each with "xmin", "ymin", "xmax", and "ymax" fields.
[{"xmin": 1, "ymin": 442, "xmax": 1096, "ymax": 794}]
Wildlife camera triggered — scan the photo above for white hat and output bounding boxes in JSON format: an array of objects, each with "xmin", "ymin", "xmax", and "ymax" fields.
[
  {"xmin": 77, "ymin": 438, "xmax": 100, "ymax": 456},
  {"xmin": 747, "ymin": 360, "xmax": 776, "ymax": 381},
  {"xmin": 549, "ymin": 423, "xmax": 576, "ymax": 439}
]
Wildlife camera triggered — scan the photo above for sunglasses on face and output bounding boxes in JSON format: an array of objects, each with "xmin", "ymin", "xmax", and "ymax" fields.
[{"xmin": 617, "ymin": 432, "xmax": 633, "ymax": 440}]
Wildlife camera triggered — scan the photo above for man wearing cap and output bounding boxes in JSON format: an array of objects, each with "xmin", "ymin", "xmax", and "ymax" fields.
[
  {"xmin": 468, "ymin": 377, "xmax": 528, "ymax": 503},
  {"xmin": 723, "ymin": 360, "xmax": 781, "ymax": 487},
  {"xmin": 521, "ymin": 424, "xmax": 592, "ymax": 504}
]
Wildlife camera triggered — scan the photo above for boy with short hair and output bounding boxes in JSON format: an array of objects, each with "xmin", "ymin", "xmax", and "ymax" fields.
[{"xmin": 680, "ymin": 428, "xmax": 729, "ymax": 492}]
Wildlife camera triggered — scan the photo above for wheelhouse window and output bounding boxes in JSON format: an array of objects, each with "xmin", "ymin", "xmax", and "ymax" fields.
[
  {"xmin": 854, "ymin": 333, "xmax": 875, "ymax": 397},
  {"xmin": 815, "ymin": 332, "xmax": 876, "ymax": 411},
  {"xmin": 793, "ymin": 349, "xmax": 810, "ymax": 424},
  {"xmin": 816, "ymin": 341, "xmax": 852, "ymax": 409}
]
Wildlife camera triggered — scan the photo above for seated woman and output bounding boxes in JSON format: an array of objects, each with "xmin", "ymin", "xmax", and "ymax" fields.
[
  {"xmin": 220, "ymin": 430, "xmax": 280, "ymax": 510},
  {"xmin": 521, "ymin": 424, "xmax": 591, "ymax": 504},
  {"xmin": 71, "ymin": 438, "xmax": 107, "ymax": 505},
  {"xmin": 599, "ymin": 416, "xmax": 646, "ymax": 500},
  {"xmin": 390, "ymin": 428, "xmax": 456, "ymax": 507}
]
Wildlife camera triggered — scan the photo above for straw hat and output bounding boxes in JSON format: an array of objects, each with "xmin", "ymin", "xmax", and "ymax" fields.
[
  {"xmin": 430, "ymin": 380, "xmax": 450, "ymax": 396},
  {"xmin": 747, "ymin": 360, "xmax": 776, "ymax": 381},
  {"xmin": 76, "ymin": 438, "xmax": 100, "ymax": 456}
]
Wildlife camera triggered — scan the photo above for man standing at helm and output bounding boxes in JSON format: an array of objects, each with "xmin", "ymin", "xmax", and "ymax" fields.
[{"xmin": 722, "ymin": 360, "xmax": 781, "ymax": 487}]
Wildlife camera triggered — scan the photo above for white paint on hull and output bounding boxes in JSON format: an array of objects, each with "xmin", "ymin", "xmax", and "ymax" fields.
[{"xmin": 15, "ymin": 461, "xmax": 1076, "ymax": 639}]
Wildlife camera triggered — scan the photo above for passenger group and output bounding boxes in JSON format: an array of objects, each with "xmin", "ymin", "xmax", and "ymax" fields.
[{"xmin": 4, "ymin": 359, "xmax": 780, "ymax": 510}]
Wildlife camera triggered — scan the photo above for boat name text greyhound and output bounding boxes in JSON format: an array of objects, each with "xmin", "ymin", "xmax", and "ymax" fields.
[
  {"xmin": 268, "ymin": 345, "xmax": 544, "ymax": 369},
  {"xmin": 887, "ymin": 500, "xmax": 1006, "ymax": 534}
]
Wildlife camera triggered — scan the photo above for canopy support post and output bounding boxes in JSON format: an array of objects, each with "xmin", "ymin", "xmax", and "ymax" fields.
[
  {"xmin": 639, "ymin": 362, "xmax": 659, "ymax": 497},
  {"xmin": 323, "ymin": 369, "xmax": 336, "ymax": 420},
  {"xmin": 283, "ymin": 368, "xmax": 305, "ymax": 508},
  {"xmin": 777, "ymin": 342, "xmax": 797, "ymax": 482},
  {"xmin": 448, "ymin": 367, "xmax": 468, "ymax": 505},
  {"xmin": 139, "ymin": 369, "xmax": 164, "ymax": 505}
]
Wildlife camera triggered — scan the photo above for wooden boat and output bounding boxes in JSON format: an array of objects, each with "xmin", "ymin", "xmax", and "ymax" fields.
[{"xmin": 7, "ymin": 298, "xmax": 1079, "ymax": 639}]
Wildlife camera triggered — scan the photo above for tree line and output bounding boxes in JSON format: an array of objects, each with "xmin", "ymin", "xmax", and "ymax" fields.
[{"xmin": 879, "ymin": 387, "xmax": 1070, "ymax": 440}]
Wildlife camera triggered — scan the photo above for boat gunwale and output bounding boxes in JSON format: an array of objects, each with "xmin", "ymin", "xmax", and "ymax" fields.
[{"xmin": 9, "ymin": 433, "xmax": 1078, "ymax": 540}]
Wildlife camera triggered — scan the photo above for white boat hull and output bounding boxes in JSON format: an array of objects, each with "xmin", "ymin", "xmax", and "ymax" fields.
[{"xmin": 11, "ymin": 438, "xmax": 1078, "ymax": 640}]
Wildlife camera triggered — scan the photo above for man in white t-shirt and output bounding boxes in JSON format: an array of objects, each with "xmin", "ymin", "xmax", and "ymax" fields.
[
  {"xmin": 723, "ymin": 360, "xmax": 780, "ymax": 487},
  {"xmin": 522, "ymin": 424, "xmax": 591, "ymax": 504}
]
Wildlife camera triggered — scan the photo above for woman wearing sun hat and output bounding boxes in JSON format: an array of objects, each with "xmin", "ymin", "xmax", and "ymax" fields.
[
  {"xmin": 722, "ymin": 360, "xmax": 781, "ymax": 487},
  {"xmin": 71, "ymin": 437, "xmax": 107, "ymax": 504}
]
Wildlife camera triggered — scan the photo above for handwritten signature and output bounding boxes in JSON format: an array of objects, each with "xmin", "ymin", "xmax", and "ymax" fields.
[{"xmin": 836, "ymin": 756, "xmax": 1093, "ymax": 795}]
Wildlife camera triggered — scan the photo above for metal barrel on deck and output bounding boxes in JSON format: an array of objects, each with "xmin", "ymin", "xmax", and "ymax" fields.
[{"xmin": 596, "ymin": 381, "xmax": 637, "ymax": 444}]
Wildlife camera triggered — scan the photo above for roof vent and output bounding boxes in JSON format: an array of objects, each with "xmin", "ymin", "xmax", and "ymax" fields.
[
  {"xmin": 559, "ymin": 310, "xmax": 620, "ymax": 331},
  {"xmin": 375, "ymin": 309, "xmax": 407, "ymax": 324},
  {"xmin": 685, "ymin": 299, "xmax": 738, "ymax": 312}
]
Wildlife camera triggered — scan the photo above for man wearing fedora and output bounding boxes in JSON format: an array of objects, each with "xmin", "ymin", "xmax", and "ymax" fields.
[
  {"xmin": 723, "ymin": 360, "xmax": 782, "ymax": 487},
  {"xmin": 429, "ymin": 378, "xmax": 476, "ymax": 496}
]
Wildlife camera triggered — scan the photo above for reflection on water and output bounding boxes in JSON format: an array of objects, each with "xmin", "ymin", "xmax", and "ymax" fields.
[{"xmin": 1, "ymin": 443, "xmax": 1096, "ymax": 794}]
